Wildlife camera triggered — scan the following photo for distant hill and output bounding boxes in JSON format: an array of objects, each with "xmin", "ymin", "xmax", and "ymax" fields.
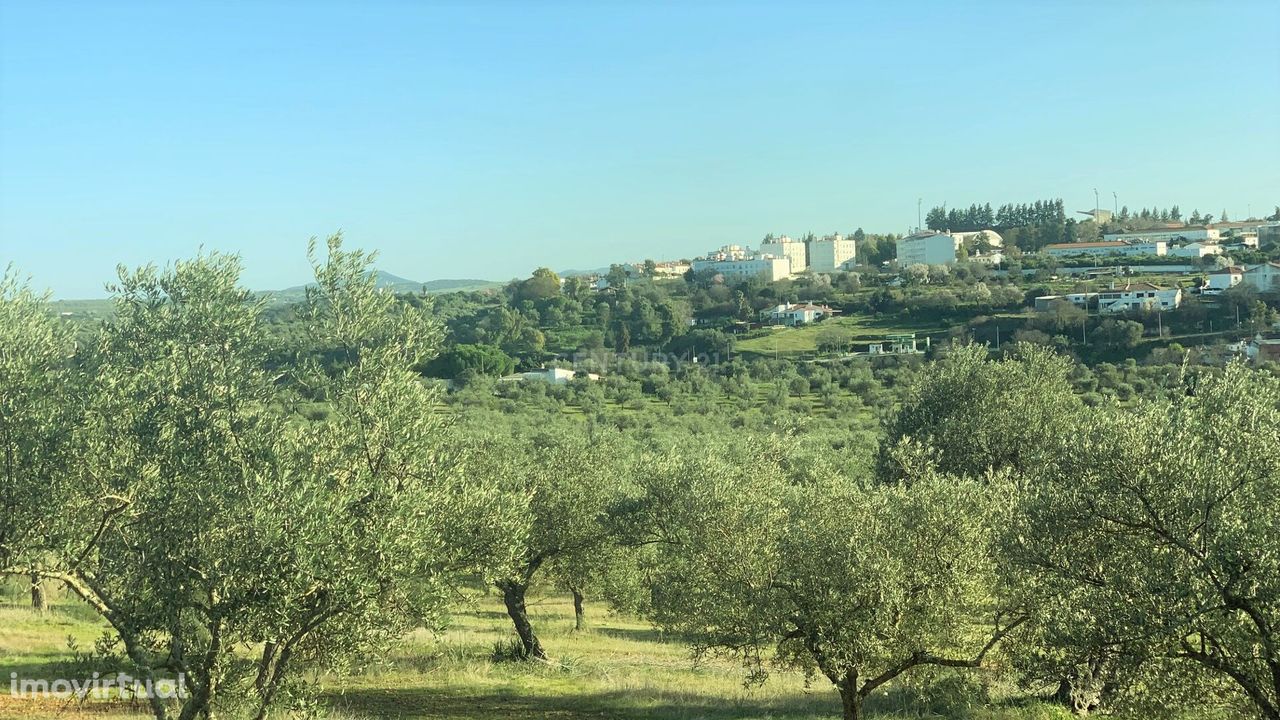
[
  {"xmin": 558, "ymin": 267, "xmax": 610, "ymax": 277},
  {"xmin": 267, "ymin": 271, "xmax": 501, "ymax": 301}
]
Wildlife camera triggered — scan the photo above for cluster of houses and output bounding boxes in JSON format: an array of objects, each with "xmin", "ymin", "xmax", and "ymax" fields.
[{"xmin": 687, "ymin": 234, "xmax": 858, "ymax": 283}]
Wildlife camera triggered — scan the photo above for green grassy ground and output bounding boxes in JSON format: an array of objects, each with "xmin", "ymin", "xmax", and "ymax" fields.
[
  {"xmin": 735, "ymin": 316, "xmax": 948, "ymax": 357},
  {"xmin": 1, "ymin": 592, "xmax": 1076, "ymax": 720}
]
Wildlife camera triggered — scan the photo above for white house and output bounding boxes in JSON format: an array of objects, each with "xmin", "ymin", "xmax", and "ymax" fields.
[
  {"xmin": 1241, "ymin": 262, "xmax": 1280, "ymax": 293},
  {"xmin": 759, "ymin": 236, "xmax": 809, "ymax": 273},
  {"xmin": 760, "ymin": 302, "xmax": 838, "ymax": 326},
  {"xmin": 1043, "ymin": 241, "xmax": 1167, "ymax": 257},
  {"xmin": 501, "ymin": 367, "xmax": 600, "ymax": 384},
  {"xmin": 1033, "ymin": 292, "xmax": 1096, "ymax": 311},
  {"xmin": 1102, "ymin": 227, "xmax": 1220, "ymax": 243},
  {"xmin": 1168, "ymin": 242, "xmax": 1223, "ymax": 258},
  {"xmin": 690, "ymin": 255, "xmax": 792, "ymax": 282},
  {"xmin": 1204, "ymin": 266, "xmax": 1244, "ymax": 292},
  {"xmin": 1095, "ymin": 283, "xmax": 1181, "ymax": 313},
  {"xmin": 807, "ymin": 233, "xmax": 857, "ymax": 272}
]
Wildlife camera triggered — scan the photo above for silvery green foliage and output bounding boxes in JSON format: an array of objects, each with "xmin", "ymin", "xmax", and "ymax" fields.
[
  {"xmin": 2, "ymin": 238, "xmax": 524, "ymax": 720},
  {"xmin": 1009, "ymin": 363, "xmax": 1280, "ymax": 719},
  {"xmin": 638, "ymin": 437, "xmax": 1014, "ymax": 720},
  {"xmin": 0, "ymin": 270, "xmax": 81, "ymax": 578}
]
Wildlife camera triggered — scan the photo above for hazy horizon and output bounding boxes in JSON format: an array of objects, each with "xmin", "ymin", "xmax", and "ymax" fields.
[{"xmin": 3, "ymin": 0, "xmax": 1278, "ymax": 298}]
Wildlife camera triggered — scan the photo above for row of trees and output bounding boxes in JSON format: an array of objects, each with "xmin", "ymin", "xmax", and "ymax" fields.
[
  {"xmin": 925, "ymin": 199, "xmax": 1067, "ymax": 232},
  {"xmin": 4, "ymin": 242, "xmax": 1278, "ymax": 720}
]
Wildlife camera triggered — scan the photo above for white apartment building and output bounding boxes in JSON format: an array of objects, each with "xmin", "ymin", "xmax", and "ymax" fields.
[
  {"xmin": 807, "ymin": 233, "xmax": 857, "ymax": 272},
  {"xmin": 1242, "ymin": 262, "xmax": 1280, "ymax": 293},
  {"xmin": 897, "ymin": 229, "xmax": 1002, "ymax": 266},
  {"xmin": 897, "ymin": 232, "xmax": 958, "ymax": 266},
  {"xmin": 1102, "ymin": 227, "xmax": 1220, "ymax": 243},
  {"xmin": 1043, "ymin": 241, "xmax": 1167, "ymax": 257},
  {"xmin": 690, "ymin": 256, "xmax": 792, "ymax": 282},
  {"xmin": 759, "ymin": 236, "xmax": 808, "ymax": 273}
]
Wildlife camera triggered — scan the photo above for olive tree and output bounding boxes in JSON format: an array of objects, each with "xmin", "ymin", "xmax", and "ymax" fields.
[
  {"xmin": 637, "ymin": 440, "xmax": 1019, "ymax": 720},
  {"xmin": 879, "ymin": 342, "xmax": 1083, "ymax": 481},
  {"xmin": 1007, "ymin": 363, "xmax": 1280, "ymax": 719},
  {"xmin": 1, "ymin": 238, "xmax": 523, "ymax": 720},
  {"xmin": 458, "ymin": 423, "xmax": 632, "ymax": 660},
  {"xmin": 0, "ymin": 271, "xmax": 81, "ymax": 612}
]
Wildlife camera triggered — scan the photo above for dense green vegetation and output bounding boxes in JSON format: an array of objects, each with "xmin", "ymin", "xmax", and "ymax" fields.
[{"xmin": 2, "ymin": 237, "xmax": 1280, "ymax": 720}]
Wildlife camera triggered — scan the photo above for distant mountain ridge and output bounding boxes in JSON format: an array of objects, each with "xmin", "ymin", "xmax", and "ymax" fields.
[{"xmin": 268, "ymin": 271, "xmax": 501, "ymax": 300}]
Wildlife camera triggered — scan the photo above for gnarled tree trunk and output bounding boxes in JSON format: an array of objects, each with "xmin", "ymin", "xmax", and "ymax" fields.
[
  {"xmin": 498, "ymin": 580, "xmax": 546, "ymax": 661},
  {"xmin": 837, "ymin": 670, "xmax": 864, "ymax": 720},
  {"xmin": 30, "ymin": 572, "xmax": 47, "ymax": 613},
  {"xmin": 570, "ymin": 586, "xmax": 585, "ymax": 632}
]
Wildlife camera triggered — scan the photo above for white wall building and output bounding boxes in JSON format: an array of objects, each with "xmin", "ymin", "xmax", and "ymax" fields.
[
  {"xmin": 1242, "ymin": 262, "xmax": 1280, "ymax": 293},
  {"xmin": 759, "ymin": 236, "xmax": 808, "ymax": 273},
  {"xmin": 1102, "ymin": 227, "xmax": 1220, "ymax": 243},
  {"xmin": 807, "ymin": 233, "xmax": 857, "ymax": 272},
  {"xmin": 897, "ymin": 232, "xmax": 958, "ymax": 266},
  {"xmin": 897, "ymin": 229, "xmax": 1003, "ymax": 266},
  {"xmin": 1043, "ymin": 241, "xmax": 1167, "ymax": 257},
  {"xmin": 1204, "ymin": 266, "xmax": 1244, "ymax": 292},
  {"xmin": 1096, "ymin": 283, "xmax": 1181, "ymax": 313},
  {"xmin": 1167, "ymin": 242, "xmax": 1223, "ymax": 258},
  {"xmin": 760, "ymin": 302, "xmax": 838, "ymax": 326},
  {"xmin": 690, "ymin": 256, "xmax": 792, "ymax": 282}
]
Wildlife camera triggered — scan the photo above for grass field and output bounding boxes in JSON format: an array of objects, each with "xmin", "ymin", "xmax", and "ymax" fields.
[
  {"xmin": 1, "ymin": 591, "xmax": 1080, "ymax": 720},
  {"xmin": 734, "ymin": 316, "xmax": 949, "ymax": 358}
]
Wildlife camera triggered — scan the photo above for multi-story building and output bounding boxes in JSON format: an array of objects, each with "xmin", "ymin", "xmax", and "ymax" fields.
[
  {"xmin": 896, "ymin": 231, "xmax": 958, "ymax": 266},
  {"xmin": 690, "ymin": 255, "xmax": 792, "ymax": 283},
  {"xmin": 759, "ymin": 236, "xmax": 808, "ymax": 273},
  {"xmin": 1102, "ymin": 227, "xmax": 1219, "ymax": 243},
  {"xmin": 1043, "ymin": 241, "xmax": 1167, "ymax": 257},
  {"xmin": 807, "ymin": 233, "xmax": 857, "ymax": 272},
  {"xmin": 897, "ymin": 229, "xmax": 1002, "ymax": 266}
]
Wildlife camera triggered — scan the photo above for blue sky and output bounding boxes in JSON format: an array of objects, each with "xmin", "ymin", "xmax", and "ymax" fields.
[{"xmin": 2, "ymin": 1, "xmax": 1278, "ymax": 298}]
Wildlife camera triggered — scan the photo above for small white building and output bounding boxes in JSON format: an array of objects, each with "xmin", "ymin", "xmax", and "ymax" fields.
[
  {"xmin": 1043, "ymin": 241, "xmax": 1167, "ymax": 257},
  {"xmin": 1241, "ymin": 262, "xmax": 1280, "ymax": 293},
  {"xmin": 502, "ymin": 367, "xmax": 600, "ymax": 384},
  {"xmin": 760, "ymin": 302, "xmax": 838, "ymax": 326},
  {"xmin": 807, "ymin": 233, "xmax": 857, "ymax": 272},
  {"xmin": 1102, "ymin": 227, "xmax": 1220, "ymax": 243},
  {"xmin": 1096, "ymin": 283, "xmax": 1181, "ymax": 313},
  {"xmin": 759, "ymin": 236, "xmax": 809, "ymax": 273},
  {"xmin": 690, "ymin": 255, "xmax": 792, "ymax": 282},
  {"xmin": 1168, "ymin": 242, "xmax": 1223, "ymax": 258},
  {"xmin": 1204, "ymin": 266, "xmax": 1244, "ymax": 292}
]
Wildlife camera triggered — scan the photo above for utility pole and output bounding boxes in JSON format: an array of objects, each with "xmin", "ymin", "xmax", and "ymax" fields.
[
  {"xmin": 1094, "ymin": 188, "xmax": 1100, "ymax": 218},
  {"xmin": 1113, "ymin": 191, "xmax": 1118, "ymax": 215},
  {"xmin": 917, "ymin": 198, "xmax": 922, "ymax": 231},
  {"xmin": 995, "ymin": 324, "xmax": 1000, "ymax": 351}
]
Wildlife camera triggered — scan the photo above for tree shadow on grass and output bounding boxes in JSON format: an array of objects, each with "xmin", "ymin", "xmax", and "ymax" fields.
[{"xmin": 324, "ymin": 685, "xmax": 839, "ymax": 720}]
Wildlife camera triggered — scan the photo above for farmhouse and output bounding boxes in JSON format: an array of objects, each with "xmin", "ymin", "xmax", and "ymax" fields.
[{"xmin": 760, "ymin": 302, "xmax": 838, "ymax": 326}]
